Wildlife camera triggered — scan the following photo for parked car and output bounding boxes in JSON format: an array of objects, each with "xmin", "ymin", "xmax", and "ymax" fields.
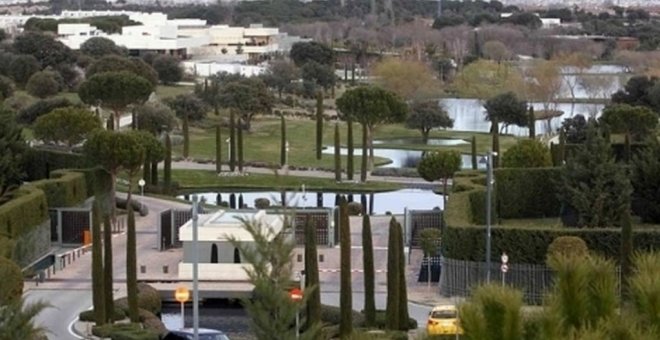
[
  {"xmin": 426, "ymin": 305, "xmax": 463, "ymax": 336},
  {"xmin": 162, "ymin": 328, "xmax": 230, "ymax": 340}
]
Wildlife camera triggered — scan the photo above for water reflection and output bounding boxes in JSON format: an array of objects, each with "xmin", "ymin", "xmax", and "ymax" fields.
[
  {"xmin": 441, "ymin": 98, "xmax": 604, "ymax": 136},
  {"xmin": 180, "ymin": 189, "xmax": 444, "ymax": 214},
  {"xmin": 373, "ymin": 138, "xmax": 469, "ymax": 146},
  {"xmin": 322, "ymin": 146, "xmax": 484, "ymax": 169}
]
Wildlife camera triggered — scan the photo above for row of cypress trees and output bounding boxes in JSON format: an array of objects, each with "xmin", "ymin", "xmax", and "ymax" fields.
[{"xmin": 385, "ymin": 217, "xmax": 410, "ymax": 331}]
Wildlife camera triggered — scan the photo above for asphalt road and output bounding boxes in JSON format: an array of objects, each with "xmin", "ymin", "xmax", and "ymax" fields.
[{"xmin": 24, "ymin": 289, "xmax": 93, "ymax": 340}]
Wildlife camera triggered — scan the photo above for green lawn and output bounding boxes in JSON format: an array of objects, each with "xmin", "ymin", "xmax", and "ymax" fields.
[
  {"xmin": 179, "ymin": 114, "xmax": 519, "ymax": 169},
  {"xmin": 170, "ymin": 169, "xmax": 401, "ymax": 192}
]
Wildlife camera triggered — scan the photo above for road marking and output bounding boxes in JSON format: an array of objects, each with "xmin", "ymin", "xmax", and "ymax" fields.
[
  {"xmin": 68, "ymin": 305, "xmax": 93, "ymax": 339},
  {"xmin": 318, "ymin": 269, "xmax": 387, "ymax": 273}
]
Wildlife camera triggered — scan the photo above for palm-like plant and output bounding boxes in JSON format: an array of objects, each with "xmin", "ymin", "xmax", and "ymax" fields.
[
  {"xmin": 629, "ymin": 252, "xmax": 660, "ymax": 334},
  {"xmin": 459, "ymin": 284, "xmax": 524, "ymax": 340},
  {"xmin": 0, "ymin": 298, "xmax": 50, "ymax": 340}
]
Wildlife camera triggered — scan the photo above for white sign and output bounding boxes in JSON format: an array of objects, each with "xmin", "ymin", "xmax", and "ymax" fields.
[
  {"xmin": 501, "ymin": 264, "xmax": 509, "ymax": 273},
  {"xmin": 501, "ymin": 252, "xmax": 509, "ymax": 264}
]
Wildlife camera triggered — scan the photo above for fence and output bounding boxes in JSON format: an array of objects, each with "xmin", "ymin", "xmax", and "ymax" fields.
[
  {"xmin": 439, "ymin": 257, "xmax": 622, "ymax": 304},
  {"xmin": 404, "ymin": 208, "xmax": 443, "ymax": 247},
  {"xmin": 293, "ymin": 208, "xmax": 334, "ymax": 247},
  {"xmin": 158, "ymin": 208, "xmax": 194, "ymax": 250}
]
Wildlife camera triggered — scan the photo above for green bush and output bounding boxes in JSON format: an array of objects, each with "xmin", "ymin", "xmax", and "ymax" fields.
[
  {"xmin": 23, "ymin": 148, "xmax": 89, "ymax": 181},
  {"xmin": 17, "ymin": 97, "xmax": 74, "ymax": 125},
  {"xmin": 139, "ymin": 308, "xmax": 167, "ymax": 335},
  {"xmin": 495, "ymin": 167, "xmax": 561, "ymax": 219},
  {"xmin": 347, "ymin": 201, "xmax": 363, "ymax": 216},
  {"xmin": 0, "ymin": 186, "xmax": 48, "ymax": 239},
  {"xmin": 0, "ymin": 256, "xmax": 23, "ymax": 305},
  {"xmin": 136, "ymin": 283, "xmax": 162, "ymax": 315},
  {"xmin": 79, "ymin": 307, "xmax": 125, "ymax": 322},
  {"xmin": 442, "ymin": 224, "xmax": 660, "ymax": 264},
  {"xmin": 546, "ymin": 236, "xmax": 589, "ymax": 260},
  {"xmin": 502, "ymin": 139, "xmax": 552, "ymax": 168},
  {"xmin": 374, "ymin": 310, "xmax": 417, "ymax": 330},
  {"xmin": 254, "ymin": 197, "xmax": 270, "ymax": 209},
  {"xmin": 320, "ymin": 304, "xmax": 365, "ymax": 327},
  {"xmin": 31, "ymin": 170, "xmax": 87, "ymax": 208}
]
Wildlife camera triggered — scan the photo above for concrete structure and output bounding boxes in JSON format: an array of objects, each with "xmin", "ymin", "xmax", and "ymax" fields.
[{"xmin": 177, "ymin": 210, "xmax": 285, "ymax": 282}]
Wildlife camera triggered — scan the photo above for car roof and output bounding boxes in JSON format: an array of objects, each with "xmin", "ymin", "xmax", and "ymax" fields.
[{"xmin": 431, "ymin": 305, "xmax": 458, "ymax": 311}]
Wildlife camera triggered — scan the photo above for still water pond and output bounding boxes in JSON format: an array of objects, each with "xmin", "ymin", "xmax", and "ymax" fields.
[
  {"xmin": 179, "ymin": 188, "xmax": 444, "ymax": 214},
  {"xmin": 322, "ymin": 146, "xmax": 486, "ymax": 169}
]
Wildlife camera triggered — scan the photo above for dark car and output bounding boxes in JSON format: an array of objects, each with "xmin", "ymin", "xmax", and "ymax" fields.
[{"xmin": 162, "ymin": 328, "xmax": 230, "ymax": 340}]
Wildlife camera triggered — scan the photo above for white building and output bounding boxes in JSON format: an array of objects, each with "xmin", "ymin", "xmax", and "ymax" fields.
[{"xmin": 177, "ymin": 210, "xmax": 287, "ymax": 282}]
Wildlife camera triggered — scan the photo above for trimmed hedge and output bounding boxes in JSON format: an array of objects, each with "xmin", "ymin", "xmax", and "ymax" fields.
[
  {"xmin": 0, "ymin": 256, "xmax": 23, "ymax": 305},
  {"xmin": 79, "ymin": 307, "xmax": 126, "ymax": 322},
  {"xmin": 31, "ymin": 170, "xmax": 88, "ymax": 208},
  {"xmin": 442, "ymin": 224, "xmax": 660, "ymax": 264},
  {"xmin": 550, "ymin": 142, "xmax": 647, "ymax": 166},
  {"xmin": 91, "ymin": 323, "xmax": 159, "ymax": 340},
  {"xmin": 0, "ymin": 186, "xmax": 48, "ymax": 239},
  {"xmin": 495, "ymin": 167, "xmax": 561, "ymax": 219},
  {"xmin": 23, "ymin": 148, "xmax": 89, "ymax": 181},
  {"xmin": 444, "ymin": 169, "xmax": 660, "ymax": 264}
]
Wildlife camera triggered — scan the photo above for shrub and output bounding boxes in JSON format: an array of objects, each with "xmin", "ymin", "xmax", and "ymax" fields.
[
  {"xmin": 320, "ymin": 304, "xmax": 365, "ymax": 327},
  {"xmin": 495, "ymin": 167, "xmax": 561, "ymax": 219},
  {"xmin": 139, "ymin": 308, "xmax": 167, "ymax": 335},
  {"xmin": 0, "ymin": 186, "xmax": 48, "ymax": 239},
  {"xmin": 0, "ymin": 256, "xmax": 23, "ymax": 305},
  {"xmin": 151, "ymin": 55, "xmax": 182, "ymax": 85},
  {"xmin": 3, "ymin": 92, "xmax": 33, "ymax": 112},
  {"xmin": 79, "ymin": 307, "xmax": 125, "ymax": 322},
  {"xmin": 26, "ymin": 70, "xmax": 63, "ymax": 98},
  {"xmin": 254, "ymin": 197, "xmax": 270, "ymax": 209},
  {"xmin": 502, "ymin": 139, "xmax": 552, "ymax": 168},
  {"xmin": 23, "ymin": 148, "xmax": 88, "ymax": 181},
  {"xmin": 546, "ymin": 236, "xmax": 589, "ymax": 260},
  {"xmin": 371, "ymin": 167, "xmax": 419, "ymax": 178},
  {"xmin": 347, "ymin": 201, "xmax": 363, "ymax": 216},
  {"xmin": 17, "ymin": 97, "xmax": 74, "ymax": 125},
  {"xmin": 374, "ymin": 310, "xmax": 417, "ymax": 330},
  {"xmin": 91, "ymin": 323, "xmax": 159, "ymax": 340},
  {"xmin": 136, "ymin": 283, "xmax": 161, "ymax": 315},
  {"xmin": 31, "ymin": 170, "xmax": 88, "ymax": 208},
  {"xmin": 0, "ymin": 75, "xmax": 14, "ymax": 100}
]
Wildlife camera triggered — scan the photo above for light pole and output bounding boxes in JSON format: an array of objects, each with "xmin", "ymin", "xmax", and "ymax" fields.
[
  {"xmin": 226, "ymin": 137, "xmax": 231, "ymax": 164},
  {"xmin": 192, "ymin": 195, "xmax": 200, "ymax": 339},
  {"xmin": 174, "ymin": 286, "xmax": 189, "ymax": 329},
  {"xmin": 138, "ymin": 179, "xmax": 145, "ymax": 212},
  {"xmin": 290, "ymin": 273, "xmax": 303, "ymax": 340}
]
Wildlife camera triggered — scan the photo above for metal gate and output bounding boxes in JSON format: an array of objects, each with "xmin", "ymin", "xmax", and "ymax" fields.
[
  {"xmin": 405, "ymin": 208, "xmax": 443, "ymax": 248},
  {"xmin": 158, "ymin": 208, "xmax": 193, "ymax": 250},
  {"xmin": 293, "ymin": 209, "xmax": 333, "ymax": 247},
  {"xmin": 49, "ymin": 208, "xmax": 92, "ymax": 246}
]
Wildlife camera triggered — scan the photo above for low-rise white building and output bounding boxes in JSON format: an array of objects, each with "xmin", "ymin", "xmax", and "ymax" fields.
[{"xmin": 177, "ymin": 210, "xmax": 287, "ymax": 282}]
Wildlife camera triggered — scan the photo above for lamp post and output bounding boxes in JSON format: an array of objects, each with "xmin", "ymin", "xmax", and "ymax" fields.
[
  {"xmin": 226, "ymin": 138, "xmax": 231, "ymax": 163},
  {"xmin": 485, "ymin": 150, "xmax": 495, "ymax": 282},
  {"xmin": 138, "ymin": 179, "xmax": 145, "ymax": 212},
  {"xmin": 192, "ymin": 195, "xmax": 200, "ymax": 339},
  {"xmin": 174, "ymin": 286, "xmax": 189, "ymax": 329}
]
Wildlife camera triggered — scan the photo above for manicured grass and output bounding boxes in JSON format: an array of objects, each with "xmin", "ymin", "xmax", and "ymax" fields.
[
  {"xmin": 155, "ymin": 85, "xmax": 194, "ymax": 99},
  {"xmin": 179, "ymin": 114, "xmax": 519, "ymax": 169},
  {"xmin": 170, "ymin": 169, "xmax": 402, "ymax": 192}
]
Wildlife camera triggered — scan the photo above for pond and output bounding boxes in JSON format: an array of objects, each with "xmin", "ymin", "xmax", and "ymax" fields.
[
  {"xmin": 322, "ymin": 146, "xmax": 486, "ymax": 169},
  {"xmin": 373, "ymin": 137, "xmax": 470, "ymax": 146},
  {"xmin": 441, "ymin": 98, "xmax": 604, "ymax": 136},
  {"xmin": 161, "ymin": 303, "xmax": 250, "ymax": 338},
  {"xmin": 178, "ymin": 188, "xmax": 445, "ymax": 214}
]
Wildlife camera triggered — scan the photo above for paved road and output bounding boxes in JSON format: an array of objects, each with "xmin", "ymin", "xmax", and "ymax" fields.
[{"xmin": 24, "ymin": 289, "xmax": 92, "ymax": 340}]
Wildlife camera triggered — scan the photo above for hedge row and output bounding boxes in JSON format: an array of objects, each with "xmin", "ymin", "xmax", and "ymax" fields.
[
  {"xmin": 23, "ymin": 148, "xmax": 89, "ymax": 181},
  {"xmin": 550, "ymin": 142, "xmax": 647, "ymax": 166},
  {"xmin": 442, "ymin": 224, "xmax": 660, "ymax": 264},
  {"xmin": 31, "ymin": 170, "xmax": 88, "ymax": 208},
  {"xmin": 0, "ymin": 186, "xmax": 48, "ymax": 239},
  {"xmin": 494, "ymin": 167, "xmax": 561, "ymax": 219}
]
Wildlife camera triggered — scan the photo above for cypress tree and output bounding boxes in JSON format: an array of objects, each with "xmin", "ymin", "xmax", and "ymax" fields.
[
  {"xmin": 164, "ymin": 132, "xmax": 172, "ymax": 189},
  {"xmin": 182, "ymin": 114, "xmax": 190, "ymax": 159},
  {"xmin": 529, "ymin": 106, "xmax": 536, "ymax": 139},
  {"xmin": 304, "ymin": 217, "xmax": 321, "ymax": 329},
  {"xmin": 131, "ymin": 110, "xmax": 137, "ymax": 130},
  {"xmin": 215, "ymin": 125, "xmax": 222, "ymax": 173},
  {"xmin": 334, "ymin": 123, "xmax": 341, "ymax": 182},
  {"xmin": 316, "ymin": 91, "xmax": 324, "ymax": 160},
  {"xmin": 362, "ymin": 214, "xmax": 376, "ymax": 326},
  {"xmin": 471, "ymin": 135, "xmax": 477, "ymax": 170},
  {"xmin": 339, "ymin": 196, "xmax": 353, "ymax": 337},
  {"xmin": 142, "ymin": 158, "xmax": 151, "ymax": 187},
  {"xmin": 106, "ymin": 116, "xmax": 114, "ymax": 130},
  {"xmin": 103, "ymin": 214, "xmax": 114, "ymax": 323},
  {"xmin": 386, "ymin": 217, "xmax": 400, "ymax": 330},
  {"xmin": 347, "ymin": 119, "xmax": 354, "ymax": 180},
  {"xmin": 91, "ymin": 200, "xmax": 105, "ymax": 325},
  {"xmin": 126, "ymin": 204, "xmax": 139, "ymax": 322},
  {"xmin": 559, "ymin": 130, "xmax": 566, "ymax": 165},
  {"xmin": 150, "ymin": 160, "xmax": 158, "ymax": 186},
  {"xmin": 492, "ymin": 118, "xmax": 500, "ymax": 168},
  {"xmin": 360, "ymin": 123, "xmax": 368, "ymax": 182},
  {"xmin": 237, "ymin": 118, "xmax": 244, "ymax": 172},
  {"xmin": 351, "ymin": 63, "xmax": 356, "ymax": 85},
  {"xmin": 395, "ymin": 220, "xmax": 410, "ymax": 330},
  {"xmin": 623, "ymin": 133, "xmax": 631, "ymax": 164},
  {"xmin": 229, "ymin": 110, "xmax": 236, "ymax": 172},
  {"xmin": 280, "ymin": 114, "xmax": 286, "ymax": 167}
]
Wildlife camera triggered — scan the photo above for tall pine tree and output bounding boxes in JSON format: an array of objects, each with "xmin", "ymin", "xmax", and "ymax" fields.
[
  {"xmin": 347, "ymin": 119, "xmax": 354, "ymax": 180},
  {"xmin": 386, "ymin": 217, "xmax": 400, "ymax": 330},
  {"xmin": 334, "ymin": 123, "xmax": 341, "ymax": 182},
  {"xmin": 316, "ymin": 91, "xmax": 324, "ymax": 160},
  {"xmin": 126, "ymin": 203, "xmax": 138, "ymax": 322},
  {"xmin": 91, "ymin": 200, "xmax": 105, "ymax": 325},
  {"xmin": 102, "ymin": 214, "xmax": 114, "ymax": 323},
  {"xmin": 237, "ymin": 118, "xmax": 244, "ymax": 172},
  {"xmin": 280, "ymin": 114, "xmax": 287, "ymax": 167},
  {"xmin": 163, "ymin": 132, "xmax": 172, "ymax": 189},
  {"xmin": 395, "ymin": 219, "xmax": 410, "ymax": 330},
  {"xmin": 229, "ymin": 109, "xmax": 236, "ymax": 172},
  {"xmin": 215, "ymin": 125, "xmax": 222, "ymax": 173}
]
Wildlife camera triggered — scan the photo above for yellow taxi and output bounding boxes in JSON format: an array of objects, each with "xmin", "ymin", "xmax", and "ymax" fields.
[{"xmin": 426, "ymin": 305, "xmax": 463, "ymax": 336}]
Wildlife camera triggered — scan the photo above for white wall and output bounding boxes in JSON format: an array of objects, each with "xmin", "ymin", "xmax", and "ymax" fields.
[{"xmin": 183, "ymin": 61, "xmax": 267, "ymax": 77}]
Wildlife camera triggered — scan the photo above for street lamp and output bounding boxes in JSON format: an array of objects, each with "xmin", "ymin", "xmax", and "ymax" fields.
[
  {"xmin": 479, "ymin": 150, "xmax": 496, "ymax": 282},
  {"xmin": 138, "ymin": 179, "xmax": 146, "ymax": 212},
  {"xmin": 174, "ymin": 286, "xmax": 189, "ymax": 329},
  {"xmin": 226, "ymin": 137, "xmax": 231, "ymax": 163},
  {"xmin": 285, "ymin": 141, "xmax": 290, "ymax": 166}
]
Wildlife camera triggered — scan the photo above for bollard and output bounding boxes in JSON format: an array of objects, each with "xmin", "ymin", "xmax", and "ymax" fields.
[
  {"xmin": 73, "ymin": 251, "xmax": 76, "ymax": 261},
  {"xmin": 140, "ymin": 265, "xmax": 146, "ymax": 274},
  {"xmin": 68, "ymin": 254, "xmax": 71, "ymax": 265},
  {"xmin": 163, "ymin": 265, "xmax": 168, "ymax": 274}
]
